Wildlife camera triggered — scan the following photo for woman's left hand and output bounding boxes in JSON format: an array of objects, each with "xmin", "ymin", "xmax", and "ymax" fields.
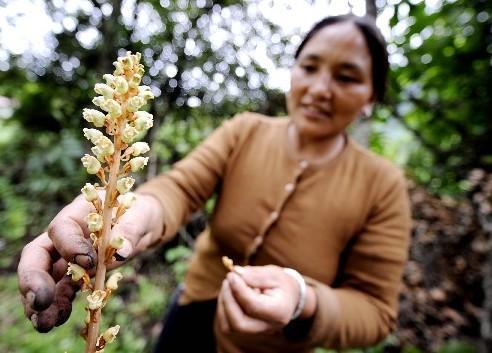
[{"xmin": 216, "ymin": 265, "xmax": 313, "ymax": 334}]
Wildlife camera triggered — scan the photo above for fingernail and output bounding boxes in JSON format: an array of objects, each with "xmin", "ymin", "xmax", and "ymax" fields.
[
  {"xmin": 26, "ymin": 291, "xmax": 36, "ymax": 307},
  {"xmin": 31, "ymin": 313, "xmax": 38, "ymax": 329},
  {"xmin": 115, "ymin": 239, "xmax": 132, "ymax": 260},
  {"xmin": 75, "ymin": 254, "xmax": 95, "ymax": 269}
]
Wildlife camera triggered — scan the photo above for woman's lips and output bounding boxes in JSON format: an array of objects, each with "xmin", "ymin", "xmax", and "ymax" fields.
[{"xmin": 301, "ymin": 105, "xmax": 331, "ymax": 120}]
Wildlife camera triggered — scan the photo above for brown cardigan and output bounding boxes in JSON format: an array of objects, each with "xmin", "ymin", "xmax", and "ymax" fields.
[{"xmin": 138, "ymin": 112, "xmax": 411, "ymax": 352}]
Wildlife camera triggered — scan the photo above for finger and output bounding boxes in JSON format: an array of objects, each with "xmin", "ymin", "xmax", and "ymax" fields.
[
  {"xmin": 31, "ymin": 276, "xmax": 78, "ymax": 333},
  {"xmin": 217, "ymin": 283, "xmax": 231, "ymax": 333},
  {"xmin": 222, "ymin": 279, "xmax": 271, "ymax": 334},
  {"xmin": 111, "ymin": 194, "xmax": 164, "ymax": 260},
  {"xmin": 18, "ymin": 233, "xmax": 57, "ymax": 311},
  {"xmin": 236, "ymin": 265, "xmax": 280, "ymax": 289},
  {"xmin": 227, "ymin": 272, "xmax": 276, "ymax": 322},
  {"xmin": 48, "ymin": 197, "xmax": 97, "ymax": 269}
]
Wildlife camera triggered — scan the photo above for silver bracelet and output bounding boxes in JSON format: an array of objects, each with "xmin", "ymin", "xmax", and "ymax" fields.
[{"xmin": 283, "ymin": 267, "xmax": 306, "ymax": 321}]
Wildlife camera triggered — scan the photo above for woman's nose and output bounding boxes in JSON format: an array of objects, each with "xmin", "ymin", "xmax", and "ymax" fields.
[{"xmin": 309, "ymin": 73, "xmax": 333, "ymax": 99}]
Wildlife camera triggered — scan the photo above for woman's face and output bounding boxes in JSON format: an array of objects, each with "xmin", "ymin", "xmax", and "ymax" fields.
[{"xmin": 287, "ymin": 22, "xmax": 374, "ymax": 141}]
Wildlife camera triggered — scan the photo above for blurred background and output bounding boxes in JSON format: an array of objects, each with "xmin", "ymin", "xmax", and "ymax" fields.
[{"xmin": 0, "ymin": 0, "xmax": 491, "ymax": 352}]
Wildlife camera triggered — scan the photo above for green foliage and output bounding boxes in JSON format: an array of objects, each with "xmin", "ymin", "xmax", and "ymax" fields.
[
  {"xmin": 0, "ymin": 263, "xmax": 171, "ymax": 353},
  {"xmin": 386, "ymin": 0, "xmax": 492, "ymax": 194},
  {"xmin": 165, "ymin": 244, "xmax": 193, "ymax": 282}
]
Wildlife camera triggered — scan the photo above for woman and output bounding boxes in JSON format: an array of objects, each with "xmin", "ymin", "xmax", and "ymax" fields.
[{"xmin": 18, "ymin": 14, "xmax": 411, "ymax": 353}]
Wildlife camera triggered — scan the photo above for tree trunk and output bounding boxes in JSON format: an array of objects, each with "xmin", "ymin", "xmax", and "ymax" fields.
[{"xmin": 366, "ymin": 0, "xmax": 377, "ymax": 18}]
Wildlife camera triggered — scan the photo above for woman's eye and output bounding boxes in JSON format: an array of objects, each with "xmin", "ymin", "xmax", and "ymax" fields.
[
  {"xmin": 301, "ymin": 64, "xmax": 317, "ymax": 73},
  {"xmin": 337, "ymin": 74, "xmax": 358, "ymax": 83}
]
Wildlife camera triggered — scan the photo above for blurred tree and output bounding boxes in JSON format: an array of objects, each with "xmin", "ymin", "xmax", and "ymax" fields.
[
  {"xmin": 385, "ymin": 0, "xmax": 492, "ymax": 194},
  {"xmin": 0, "ymin": 0, "xmax": 289, "ymax": 267}
]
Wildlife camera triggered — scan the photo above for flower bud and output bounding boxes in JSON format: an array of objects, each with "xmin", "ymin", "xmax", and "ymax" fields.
[
  {"xmin": 109, "ymin": 234, "xmax": 125, "ymax": 250},
  {"xmin": 81, "ymin": 183, "xmax": 99, "ymax": 202},
  {"xmin": 81, "ymin": 154, "xmax": 101, "ymax": 174},
  {"xmin": 83, "ymin": 109, "xmax": 106, "ymax": 128},
  {"xmin": 86, "ymin": 212, "xmax": 103, "ymax": 232},
  {"xmin": 87, "ymin": 290, "xmax": 106, "ymax": 310},
  {"xmin": 105, "ymin": 99, "xmax": 122, "ymax": 118},
  {"xmin": 118, "ymin": 192, "xmax": 136, "ymax": 209},
  {"xmin": 119, "ymin": 56, "xmax": 132, "ymax": 70},
  {"xmin": 139, "ymin": 90, "xmax": 155, "ymax": 101},
  {"xmin": 92, "ymin": 96, "xmax": 108, "ymax": 111},
  {"xmin": 102, "ymin": 325, "xmax": 120, "ymax": 344},
  {"xmin": 121, "ymin": 124, "xmax": 139, "ymax": 144},
  {"xmin": 130, "ymin": 157, "xmax": 149, "ymax": 172},
  {"xmin": 106, "ymin": 272, "xmax": 123, "ymax": 290},
  {"xmin": 67, "ymin": 262, "xmax": 86, "ymax": 281},
  {"xmin": 128, "ymin": 74, "xmax": 141, "ymax": 89},
  {"xmin": 134, "ymin": 111, "xmax": 153, "ymax": 131},
  {"xmin": 94, "ymin": 83, "xmax": 114, "ymax": 99},
  {"xmin": 136, "ymin": 64, "xmax": 145, "ymax": 76},
  {"xmin": 83, "ymin": 128, "xmax": 104, "ymax": 144},
  {"xmin": 113, "ymin": 61, "xmax": 124, "ymax": 75},
  {"xmin": 103, "ymin": 74, "xmax": 116, "ymax": 87},
  {"xmin": 132, "ymin": 52, "xmax": 141, "ymax": 65},
  {"xmin": 127, "ymin": 96, "xmax": 145, "ymax": 112},
  {"xmin": 116, "ymin": 177, "xmax": 135, "ymax": 194},
  {"xmin": 114, "ymin": 76, "xmax": 129, "ymax": 94},
  {"xmin": 130, "ymin": 142, "xmax": 150, "ymax": 156}
]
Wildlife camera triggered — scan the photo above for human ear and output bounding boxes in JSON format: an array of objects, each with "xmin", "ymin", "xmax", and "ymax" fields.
[{"xmin": 361, "ymin": 104, "xmax": 374, "ymax": 119}]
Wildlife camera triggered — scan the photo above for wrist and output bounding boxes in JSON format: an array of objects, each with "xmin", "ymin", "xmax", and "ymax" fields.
[
  {"xmin": 299, "ymin": 285, "xmax": 316, "ymax": 320},
  {"xmin": 283, "ymin": 268, "xmax": 307, "ymax": 321}
]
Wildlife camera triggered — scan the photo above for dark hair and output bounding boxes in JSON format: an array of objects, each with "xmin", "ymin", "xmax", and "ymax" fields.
[{"xmin": 294, "ymin": 15, "xmax": 389, "ymax": 102}]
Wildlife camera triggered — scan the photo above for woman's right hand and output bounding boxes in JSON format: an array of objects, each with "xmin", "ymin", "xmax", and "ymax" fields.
[{"xmin": 17, "ymin": 192, "xmax": 164, "ymax": 332}]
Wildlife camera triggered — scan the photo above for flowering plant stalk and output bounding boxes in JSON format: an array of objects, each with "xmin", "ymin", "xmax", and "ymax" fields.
[{"xmin": 66, "ymin": 51, "xmax": 154, "ymax": 353}]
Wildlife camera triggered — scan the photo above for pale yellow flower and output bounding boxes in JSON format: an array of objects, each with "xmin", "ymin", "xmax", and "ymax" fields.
[
  {"xmin": 128, "ymin": 74, "xmax": 141, "ymax": 89},
  {"xmin": 103, "ymin": 74, "xmax": 116, "ymax": 87},
  {"xmin": 81, "ymin": 183, "xmax": 98, "ymax": 202},
  {"xmin": 130, "ymin": 142, "xmax": 150, "ymax": 156},
  {"xmin": 83, "ymin": 128, "xmax": 104, "ymax": 144},
  {"xmin": 66, "ymin": 262, "xmax": 86, "ymax": 281},
  {"xmin": 87, "ymin": 290, "xmax": 106, "ymax": 310},
  {"xmin": 94, "ymin": 83, "xmax": 114, "ymax": 99},
  {"xmin": 113, "ymin": 61, "xmax": 124, "ymax": 75},
  {"xmin": 109, "ymin": 234, "xmax": 125, "ymax": 250},
  {"xmin": 118, "ymin": 192, "xmax": 136, "ymax": 209},
  {"xmin": 86, "ymin": 212, "xmax": 103, "ymax": 232},
  {"xmin": 83, "ymin": 109, "xmax": 106, "ymax": 128},
  {"xmin": 114, "ymin": 76, "xmax": 128, "ymax": 94},
  {"xmin": 92, "ymin": 96, "xmax": 108, "ymax": 111},
  {"xmin": 105, "ymin": 99, "xmax": 122, "ymax": 118},
  {"xmin": 129, "ymin": 157, "xmax": 149, "ymax": 172},
  {"xmin": 134, "ymin": 111, "xmax": 153, "ymax": 131},
  {"xmin": 116, "ymin": 177, "xmax": 135, "ymax": 194},
  {"xmin": 94, "ymin": 136, "xmax": 114, "ymax": 156},
  {"xmin": 102, "ymin": 325, "xmax": 120, "ymax": 344},
  {"xmin": 121, "ymin": 124, "xmax": 139, "ymax": 144},
  {"xmin": 81, "ymin": 154, "xmax": 101, "ymax": 174},
  {"xmin": 119, "ymin": 56, "xmax": 132, "ymax": 70},
  {"xmin": 127, "ymin": 96, "xmax": 145, "ymax": 112},
  {"xmin": 106, "ymin": 272, "xmax": 123, "ymax": 291}
]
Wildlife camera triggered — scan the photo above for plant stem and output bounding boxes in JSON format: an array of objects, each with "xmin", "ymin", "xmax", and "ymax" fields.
[{"xmin": 85, "ymin": 134, "xmax": 122, "ymax": 353}]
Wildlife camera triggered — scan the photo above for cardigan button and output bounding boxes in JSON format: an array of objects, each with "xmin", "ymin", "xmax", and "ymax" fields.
[
  {"xmin": 299, "ymin": 160, "xmax": 309, "ymax": 169},
  {"xmin": 284, "ymin": 183, "xmax": 294, "ymax": 193},
  {"xmin": 270, "ymin": 211, "xmax": 279, "ymax": 221}
]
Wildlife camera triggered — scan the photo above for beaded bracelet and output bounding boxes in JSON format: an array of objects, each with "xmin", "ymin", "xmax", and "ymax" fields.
[{"xmin": 283, "ymin": 268, "xmax": 306, "ymax": 321}]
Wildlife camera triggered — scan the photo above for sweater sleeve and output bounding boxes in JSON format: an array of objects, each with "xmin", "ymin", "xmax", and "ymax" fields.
[
  {"xmin": 304, "ymin": 170, "xmax": 411, "ymax": 349},
  {"xmin": 136, "ymin": 113, "xmax": 253, "ymax": 244}
]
